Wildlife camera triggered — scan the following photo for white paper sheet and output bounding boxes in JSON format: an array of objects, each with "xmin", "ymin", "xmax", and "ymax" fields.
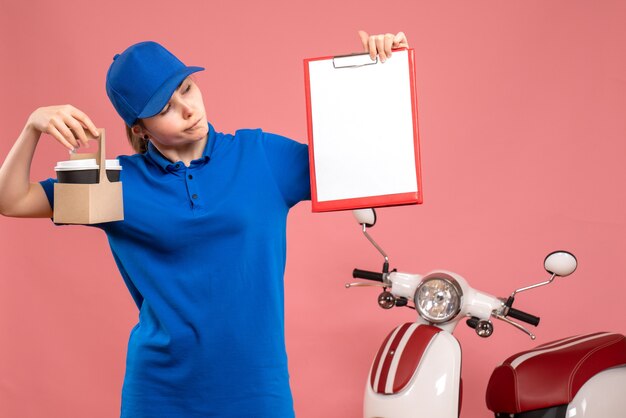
[{"xmin": 307, "ymin": 50, "xmax": 418, "ymax": 202}]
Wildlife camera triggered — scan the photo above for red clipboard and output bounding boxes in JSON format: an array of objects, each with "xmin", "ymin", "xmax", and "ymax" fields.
[{"xmin": 304, "ymin": 48, "xmax": 423, "ymax": 212}]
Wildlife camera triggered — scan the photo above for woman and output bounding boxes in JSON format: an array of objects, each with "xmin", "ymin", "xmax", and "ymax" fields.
[{"xmin": 0, "ymin": 30, "xmax": 409, "ymax": 417}]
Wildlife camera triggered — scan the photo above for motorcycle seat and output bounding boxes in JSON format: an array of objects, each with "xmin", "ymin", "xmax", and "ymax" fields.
[{"xmin": 486, "ymin": 332, "xmax": 626, "ymax": 414}]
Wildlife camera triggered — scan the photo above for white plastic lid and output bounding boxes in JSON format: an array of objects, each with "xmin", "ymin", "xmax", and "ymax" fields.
[
  {"xmin": 55, "ymin": 159, "xmax": 98, "ymax": 171},
  {"xmin": 54, "ymin": 159, "xmax": 122, "ymax": 171},
  {"xmin": 105, "ymin": 159, "xmax": 122, "ymax": 170}
]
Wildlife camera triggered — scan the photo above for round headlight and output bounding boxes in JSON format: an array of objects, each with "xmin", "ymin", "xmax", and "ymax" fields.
[{"xmin": 414, "ymin": 276, "xmax": 463, "ymax": 323}]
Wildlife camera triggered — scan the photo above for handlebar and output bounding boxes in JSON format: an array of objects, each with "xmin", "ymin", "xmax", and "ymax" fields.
[
  {"xmin": 352, "ymin": 267, "xmax": 542, "ymax": 331},
  {"xmin": 352, "ymin": 268, "xmax": 384, "ymax": 282},
  {"xmin": 507, "ymin": 307, "xmax": 540, "ymax": 327}
]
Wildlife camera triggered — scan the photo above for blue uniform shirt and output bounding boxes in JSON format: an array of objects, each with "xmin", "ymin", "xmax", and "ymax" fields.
[{"xmin": 40, "ymin": 123, "xmax": 311, "ymax": 417}]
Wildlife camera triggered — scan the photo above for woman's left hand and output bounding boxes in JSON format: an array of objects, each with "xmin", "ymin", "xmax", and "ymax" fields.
[{"xmin": 358, "ymin": 30, "xmax": 410, "ymax": 63}]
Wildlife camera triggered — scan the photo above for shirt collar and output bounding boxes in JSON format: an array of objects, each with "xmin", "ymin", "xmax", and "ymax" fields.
[{"xmin": 146, "ymin": 122, "xmax": 216, "ymax": 172}]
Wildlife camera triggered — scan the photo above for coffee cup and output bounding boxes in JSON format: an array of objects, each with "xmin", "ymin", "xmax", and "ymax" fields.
[
  {"xmin": 55, "ymin": 159, "xmax": 122, "ymax": 184},
  {"xmin": 105, "ymin": 159, "xmax": 122, "ymax": 182}
]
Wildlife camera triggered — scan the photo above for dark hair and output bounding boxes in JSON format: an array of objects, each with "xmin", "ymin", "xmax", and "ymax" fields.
[{"xmin": 124, "ymin": 119, "xmax": 148, "ymax": 154}]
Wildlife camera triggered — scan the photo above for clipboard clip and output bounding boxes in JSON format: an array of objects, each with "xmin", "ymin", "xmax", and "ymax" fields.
[{"xmin": 332, "ymin": 52, "xmax": 378, "ymax": 69}]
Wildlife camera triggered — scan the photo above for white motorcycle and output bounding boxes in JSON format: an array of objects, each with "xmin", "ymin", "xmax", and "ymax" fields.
[{"xmin": 347, "ymin": 208, "xmax": 626, "ymax": 418}]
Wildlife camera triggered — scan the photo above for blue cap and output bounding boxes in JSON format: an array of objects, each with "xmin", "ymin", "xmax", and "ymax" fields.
[{"xmin": 105, "ymin": 41, "xmax": 204, "ymax": 127}]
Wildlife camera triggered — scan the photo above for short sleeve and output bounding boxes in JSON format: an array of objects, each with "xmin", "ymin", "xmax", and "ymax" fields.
[
  {"xmin": 260, "ymin": 131, "xmax": 311, "ymax": 207},
  {"xmin": 38, "ymin": 177, "xmax": 105, "ymax": 229},
  {"xmin": 38, "ymin": 178, "xmax": 64, "ymax": 226}
]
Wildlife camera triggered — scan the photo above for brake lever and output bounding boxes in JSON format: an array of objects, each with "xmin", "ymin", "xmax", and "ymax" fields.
[
  {"xmin": 345, "ymin": 282, "xmax": 388, "ymax": 289},
  {"xmin": 493, "ymin": 313, "xmax": 536, "ymax": 340}
]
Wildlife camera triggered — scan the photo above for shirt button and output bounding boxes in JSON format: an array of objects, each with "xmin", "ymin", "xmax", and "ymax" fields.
[
  {"xmin": 192, "ymin": 194, "xmax": 198, "ymax": 199},
  {"xmin": 175, "ymin": 163, "xmax": 181, "ymax": 168},
  {"xmin": 188, "ymin": 174, "xmax": 193, "ymax": 180}
]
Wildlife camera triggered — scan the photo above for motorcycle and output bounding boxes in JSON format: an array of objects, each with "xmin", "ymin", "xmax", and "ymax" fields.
[{"xmin": 346, "ymin": 208, "xmax": 626, "ymax": 418}]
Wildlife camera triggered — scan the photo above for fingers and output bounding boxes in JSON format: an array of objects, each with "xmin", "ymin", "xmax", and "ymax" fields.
[
  {"xmin": 368, "ymin": 35, "xmax": 377, "ymax": 61},
  {"xmin": 383, "ymin": 34, "xmax": 394, "ymax": 59},
  {"xmin": 393, "ymin": 31, "xmax": 409, "ymax": 48},
  {"xmin": 44, "ymin": 105, "xmax": 99, "ymax": 151},
  {"xmin": 70, "ymin": 107, "xmax": 100, "ymax": 138},
  {"xmin": 360, "ymin": 31, "xmax": 410, "ymax": 63},
  {"xmin": 47, "ymin": 123, "xmax": 77, "ymax": 152},
  {"xmin": 62, "ymin": 108, "xmax": 90, "ymax": 148},
  {"xmin": 375, "ymin": 35, "xmax": 387, "ymax": 62},
  {"xmin": 50, "ymin": 117, "xmax": 81, "ymax": 151},
  {"xmin": 373, "ymin": 34, "xmax": 395, "ymax": 62},
  {"xmin": 66, "ymin": 118, "xmax": 90, "ymax": 149}
]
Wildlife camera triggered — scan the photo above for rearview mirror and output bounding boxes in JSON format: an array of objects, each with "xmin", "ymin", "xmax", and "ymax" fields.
[
  {"xmin": 352, "ymin": 208, "xmax": 377, "ymax": 228},
  {"xmin": 544, "ymin": 251, "xmax": 577, "ymax": 277}
]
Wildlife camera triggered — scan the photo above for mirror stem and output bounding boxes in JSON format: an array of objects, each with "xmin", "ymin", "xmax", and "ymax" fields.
[
  {"xmin": 362, "ymin": 224, "xmax": 390, "ymax": 273},
  {"xmin": 511, "ymin": 273, "xmax": 556, "ymax": 298}
]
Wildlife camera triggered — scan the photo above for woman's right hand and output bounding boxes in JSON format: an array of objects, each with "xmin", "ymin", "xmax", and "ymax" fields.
[{"xmin": 26, "ymin": 105, "xmax": 100, "ymax": 151}]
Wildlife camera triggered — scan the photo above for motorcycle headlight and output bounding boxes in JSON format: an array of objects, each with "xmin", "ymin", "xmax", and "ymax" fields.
[{"xmin": 414, "ymin": 276, "xmax": 463, "ymax": 324}]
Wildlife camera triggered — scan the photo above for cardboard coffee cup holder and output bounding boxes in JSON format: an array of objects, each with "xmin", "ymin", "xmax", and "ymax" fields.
[{"xmin": 53, "ymin": 129, "xmax": 124, "ymax": 224}]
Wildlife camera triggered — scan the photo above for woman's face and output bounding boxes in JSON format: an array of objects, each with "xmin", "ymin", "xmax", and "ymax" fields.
[{"xmin": 138, "ymin": 77, "xmax": 208, "ymax": 148}]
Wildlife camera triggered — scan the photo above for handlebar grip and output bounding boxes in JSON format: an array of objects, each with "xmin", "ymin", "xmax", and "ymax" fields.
[
  {"xmin": 352, "ymin": 268, "xmax": 384, "ymax": 282},
  {"xmin": 507, "ymin": 308, "xmax": 540, "ymax": 327}
]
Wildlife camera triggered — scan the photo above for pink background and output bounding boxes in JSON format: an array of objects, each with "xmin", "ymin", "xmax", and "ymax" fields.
[{"xmin": 1, "ymin": 1, "xmax": 625, "ymax": 417}]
